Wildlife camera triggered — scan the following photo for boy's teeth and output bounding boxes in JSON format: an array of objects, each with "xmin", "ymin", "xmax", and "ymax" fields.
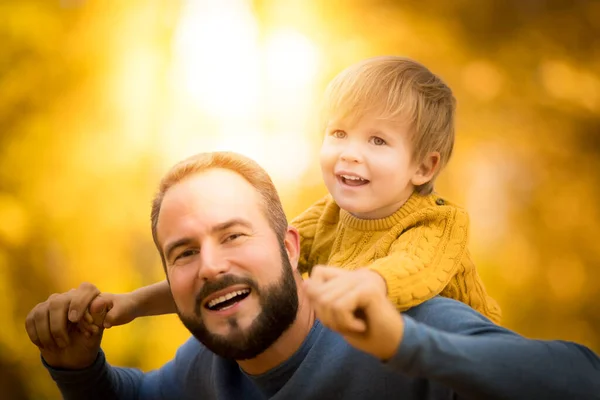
[
  {"xmin": 208, "ymin": 289, "xmax": 250, "ymax": 308},
  {"xmin": 342, "ymin": 175, "xmax": 364, "ymax": 181}
]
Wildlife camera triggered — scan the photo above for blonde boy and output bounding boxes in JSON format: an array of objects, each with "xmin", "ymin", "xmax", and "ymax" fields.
[{"xmin": 77, "ymin": 56, "xmax": 501, "ymax": 329}]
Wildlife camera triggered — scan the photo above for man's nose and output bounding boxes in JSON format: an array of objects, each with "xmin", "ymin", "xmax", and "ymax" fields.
[{"xmin": 197, "ymin": 246, "xmax": 229, "ymax": 281}]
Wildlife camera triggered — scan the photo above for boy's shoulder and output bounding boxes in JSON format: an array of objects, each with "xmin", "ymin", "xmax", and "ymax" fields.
[
  {"xmin": 408, "ymin": 192, "xmax": 471, "ymax": 227},
  {"xmin": 413, "ymin": 192, "xmax": 468, "ymax": 214},
  {"xmin": 291, "ymin": 194, "xmax": 339, "ymax": 227}
]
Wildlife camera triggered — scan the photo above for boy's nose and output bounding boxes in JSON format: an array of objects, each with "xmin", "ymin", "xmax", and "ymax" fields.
[{"xmin": 340, "ymin": 145, "xmax": 362, "ymax": 163}]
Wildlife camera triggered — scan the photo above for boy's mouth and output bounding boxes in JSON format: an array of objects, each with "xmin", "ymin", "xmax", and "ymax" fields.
[{"xmin": 338, "ymin": 174, "xmax": 370, "ymax": 187}]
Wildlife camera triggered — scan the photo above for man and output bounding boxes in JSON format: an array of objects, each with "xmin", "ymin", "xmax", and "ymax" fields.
[{"xmin": 25, "ymin": 152, "xmax": 600, "ymax": 399}]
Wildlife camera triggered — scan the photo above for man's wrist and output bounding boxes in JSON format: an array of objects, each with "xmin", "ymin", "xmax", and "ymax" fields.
[
  {"xmin": 366, "ymin": 269, "xmax": 388, "ymax": 295},
  {"xmin": 42, "ymin": 350, "xmax": 102, "ymax": 373},
  {"xmin": 379, "ymin": 302, "xmax": 405, "ymax": 360}
]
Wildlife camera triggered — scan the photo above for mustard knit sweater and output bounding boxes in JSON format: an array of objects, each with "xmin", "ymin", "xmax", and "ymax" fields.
[{"xmin": 291, "ymin": 192, "xmax": 502, "ymax": 324}]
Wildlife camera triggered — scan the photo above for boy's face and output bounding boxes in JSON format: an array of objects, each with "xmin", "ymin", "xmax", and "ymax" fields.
[{"xmin": 320, "ymin": 115, "xmax": 423, "ymax": 219}]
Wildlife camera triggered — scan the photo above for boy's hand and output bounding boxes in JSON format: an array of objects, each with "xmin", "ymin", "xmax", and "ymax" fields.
[
  {"xmin": 79, "ymin": 281, "xmax": 176, "ymax": 333},
  {"xmin": 304, "ymin": 266, "xmax": 404, "ymax": 361},
  {"xmin": 84, "ymin": 293, "xmax": 139, "ymax": 329}
]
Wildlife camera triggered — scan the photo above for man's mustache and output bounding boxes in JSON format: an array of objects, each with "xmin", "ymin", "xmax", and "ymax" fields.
[{"xmin": 195, "ymin": 274, "xmax": 259, "ymax": 314}]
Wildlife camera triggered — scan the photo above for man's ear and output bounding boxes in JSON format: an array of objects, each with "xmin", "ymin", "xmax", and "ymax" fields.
[
  {"xmin": 283, "ymin": 226, "xmax": 301, "ymax": 271},
  {"xmin": 411, "ymin": 151, "xmax": 441, "ymax": 187}
]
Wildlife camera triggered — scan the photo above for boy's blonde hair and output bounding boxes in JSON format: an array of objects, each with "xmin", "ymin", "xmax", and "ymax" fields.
[{"xmin": 320, "ymin": 56, "xmax": 456, "ymax": 194}]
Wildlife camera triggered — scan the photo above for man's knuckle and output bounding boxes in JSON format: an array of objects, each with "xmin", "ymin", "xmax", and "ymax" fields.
[
  {"xmin": 79, "ymin": 282, "xmax": 99, "ymax": 294},
  {"xmin": 47, "ymin": 295, "xmax": 64, "ymax": 310},
  {"xmin": 31, "ymin": 309, "xmax": 41, "ymax": 322},
  {"xmin": 47, "ymin": 293, "xmax": 59, "ymax": 302},
  {"xmin": 49, "ymin": 326, "xmax": 63, "ymax": 338}
]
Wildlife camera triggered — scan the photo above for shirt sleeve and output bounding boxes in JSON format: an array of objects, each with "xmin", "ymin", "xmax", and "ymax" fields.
[
  {"xmin": 368, "ymin": 205, "xmax": 470, "ymax": 310},
  {"xmin": 44, "ymin": 338, "xmax": 198, "ymax": 399},
  {"xmin": 387, "ymin": 297, "xmax": 600, "ymax": 400}
]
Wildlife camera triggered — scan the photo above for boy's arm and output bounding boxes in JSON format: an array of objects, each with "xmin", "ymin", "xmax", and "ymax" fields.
[
  {"xmin": 368, "ymin": 205, "xmax": 471, "ymax": 311},
  {"xmin": 87, "ymin": 281, "xmax": 177, "ymax": 329},
  {"xmin": 129, "ymin": 280, "xmax": 176, "ymax": 318},
  {"xmin": 289, "ymin": 195, "xmax": 332, "ymax": 274}
]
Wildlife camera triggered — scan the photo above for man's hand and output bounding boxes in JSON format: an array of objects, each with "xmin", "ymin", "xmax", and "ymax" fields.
[
  {"xmin": 304, "ymin": 266, "xmax": 404, "ymax": 360},
  {"xmin": 25, "ymin": 282, "xmax": 106, "ymax": 370}
]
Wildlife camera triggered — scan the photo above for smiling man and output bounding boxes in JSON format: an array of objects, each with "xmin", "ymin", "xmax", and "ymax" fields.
[
  {"xmin": 151, "ymin": 159, "xmax": 310, "ymax": 374},
  {"xmin": 26, "ymin": 152, "xmax": 600, "ymax": 399}
]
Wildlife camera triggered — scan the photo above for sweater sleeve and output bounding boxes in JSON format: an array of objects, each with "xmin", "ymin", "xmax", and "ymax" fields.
[
  {"xmin": 388, "ymin": 297, "xmax": 600, "ymax": 400},
  {"xmin": 368, "ymin": 205, "xmax": 470, "ymax": 310},
  {"xmin": 290, "ymin": 195, "xmax": 331, "ymax": 274},
  {"xmin": 44, "ymin": 338, "xmax": 199, "ymax": 399}
]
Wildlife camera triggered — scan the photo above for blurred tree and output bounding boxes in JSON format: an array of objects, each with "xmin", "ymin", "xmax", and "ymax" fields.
[{"xmin": 1, "ymin": 0, "xmax": 599, "ymax": 399}]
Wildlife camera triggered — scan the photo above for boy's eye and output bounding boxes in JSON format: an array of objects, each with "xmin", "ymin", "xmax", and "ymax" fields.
[
  {"xmin": 330, "ymin": 130, "xmax": 346, "ymax": 139},
  {"xmin": 370, "ymin": 136, "xmax": 386, "ymax": 146}
]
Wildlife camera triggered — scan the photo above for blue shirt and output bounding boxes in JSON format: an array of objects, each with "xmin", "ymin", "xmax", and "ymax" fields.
[{"xmin": 46, "ymin": 297, "xmax": 600, "ymax": 399}]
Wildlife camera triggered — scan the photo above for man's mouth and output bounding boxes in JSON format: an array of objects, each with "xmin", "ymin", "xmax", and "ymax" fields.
[
  {"xmin": 205, "ymin": 288, "xmax": 251, "ymax": 311},
  {"xmin": 338, "ymin": 174, "xmax": 370, "ymax": 187}
]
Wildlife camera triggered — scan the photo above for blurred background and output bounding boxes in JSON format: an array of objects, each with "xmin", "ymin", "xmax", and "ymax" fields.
[{"xmin": 1, "ymin": 0, "xmax": 599, "ymax": 398}]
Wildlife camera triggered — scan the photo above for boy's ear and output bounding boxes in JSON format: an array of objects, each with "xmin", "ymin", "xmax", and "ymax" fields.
[{"xmin": 411, "ymin": 151, "xmax": 441, "ymax": 186}]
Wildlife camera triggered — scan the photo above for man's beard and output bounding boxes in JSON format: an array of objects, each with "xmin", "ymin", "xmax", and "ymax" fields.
[{"xmin": 177, "ymin": 244, "xmax": 299, "ymax": 360}]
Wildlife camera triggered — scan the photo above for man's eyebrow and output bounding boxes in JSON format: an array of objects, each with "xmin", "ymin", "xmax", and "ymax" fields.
[
  {"xmin": 211, "ymin": 218, "xmax": 253, "ymax": 234},
  {"xmin": 163, "ymin": 219, "xmax": 253, "ymax": 260},
  {"xmin": 164, "ymin": 237, "xmax": 193, "ymax": 261}
]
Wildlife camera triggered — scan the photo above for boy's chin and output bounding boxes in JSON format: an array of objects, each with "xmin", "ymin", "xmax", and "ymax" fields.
[{"xmin": 342, "ymin": 204, "xmax": 378, "ymax": 218}]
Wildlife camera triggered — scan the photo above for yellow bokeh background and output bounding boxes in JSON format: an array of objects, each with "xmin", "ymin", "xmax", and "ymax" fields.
[{"xmin": 2, "ymin": 1, "xmax": 599, "ymax": 398}]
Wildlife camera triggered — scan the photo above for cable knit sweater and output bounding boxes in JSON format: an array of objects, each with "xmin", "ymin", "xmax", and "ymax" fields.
[{"xmin": 291, "ymin": 192, "xmax": 501, "ymax": 324}]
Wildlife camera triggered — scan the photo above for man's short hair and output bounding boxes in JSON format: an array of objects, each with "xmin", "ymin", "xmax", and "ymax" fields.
[{"xmin": 151, "ymin": 152, "xmax": 288, "ymax": 267}]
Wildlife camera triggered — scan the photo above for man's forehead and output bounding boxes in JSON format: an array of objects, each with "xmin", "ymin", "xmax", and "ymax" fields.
[
  {"xmin": 157, "ymin": 169, "xmax": 264, "ymax": 233},
  {"xmin": 172, "ymin": 168, "xmax": 258, "ymax": 201}
]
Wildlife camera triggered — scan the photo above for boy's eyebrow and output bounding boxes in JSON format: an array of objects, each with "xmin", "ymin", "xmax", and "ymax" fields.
[{"xmin": 164, "ymin": 219, "xmax": 253, "ymax": 260}]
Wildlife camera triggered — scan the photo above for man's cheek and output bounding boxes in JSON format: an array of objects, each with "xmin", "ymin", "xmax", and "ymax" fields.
[{"xmin": 169, "ymin": 271, "xmax": 197, "ymax": 312}]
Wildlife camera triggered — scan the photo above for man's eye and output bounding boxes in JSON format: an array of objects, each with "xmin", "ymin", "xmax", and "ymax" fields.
[
  {"xmin": 175, "ymin": 250, "xmax": 197, "ymax": 260},
  {"xmin": 331, "ymin": 130, "xmax": 346, "ymax": 139},
  {"xmin": 225, "ymin": 233, "xmax": 244, "ymax": 242},
  {"xmin": 370, "ymin": 136, "xmax": 386, "ymax": 146}
]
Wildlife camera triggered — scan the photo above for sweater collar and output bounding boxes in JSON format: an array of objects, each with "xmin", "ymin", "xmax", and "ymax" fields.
[{"xmin": 339, "ymin": 192, "xmax": 425, "ymax": 231}]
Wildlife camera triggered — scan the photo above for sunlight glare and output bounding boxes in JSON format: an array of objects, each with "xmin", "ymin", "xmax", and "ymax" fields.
[
  {"xmin": 162, "ymin": 0, "xmax": 318, "ymax": 183},
  {"xmin": 171, "ymin": 0, "xmax": 260, "ymax": 119},
  {"xmin": 264, "ymin": 29, "xmax": 319, "ymax": 91}
]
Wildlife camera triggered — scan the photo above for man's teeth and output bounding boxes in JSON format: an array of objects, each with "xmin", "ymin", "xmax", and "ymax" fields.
[
  {"xmin": 207, "ymin": 289, "xmax": 250, "ymax": 309},
  {"xmin": 342, "ymin": 175, "xmax": 366, "ymax": 181}
]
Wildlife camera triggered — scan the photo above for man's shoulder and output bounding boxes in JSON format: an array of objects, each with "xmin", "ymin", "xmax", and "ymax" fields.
[
  {"xmin": 404, "ymin": 296, "xmax": 508, "ymax": 335},
  {"xmin": 173, "ymin": 336, "xmax": 214, "ymax": 370}
]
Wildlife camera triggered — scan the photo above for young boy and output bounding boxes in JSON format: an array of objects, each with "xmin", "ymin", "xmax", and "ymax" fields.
[{"xmin": 84, "ymin": 56, "xmax": 501, "ymax": 329}]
